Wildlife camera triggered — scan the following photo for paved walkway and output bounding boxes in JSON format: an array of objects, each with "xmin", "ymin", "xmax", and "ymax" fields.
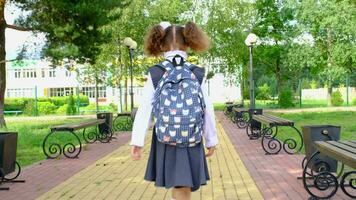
[
  {"xmin": 0, "ymin": 133, "xmax": 131, "ymax": 200},
  {"xmin": 218, "ymin": 112, "xmax": 352, "ymax": 200},
  {"xmin": 37, "ymin": 121, "xmax": 263, "ymax": 200},
  {"xmin": 2, "ymin": 112, "xmax": 352, "ymax": 200}
]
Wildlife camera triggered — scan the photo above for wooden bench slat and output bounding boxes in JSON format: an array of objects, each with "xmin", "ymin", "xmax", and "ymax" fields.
[
  {"xmin": 252, "ymin": 114, "xmax": 294, "ymax": 126},
  {"xmin": 326, "ymin": 141, "xmax": 356, "ymax": 155},
  {"xmin": 315, "ymin": 141, "xmax": 356, "ymax": 168},
  {"xmin": 51, "ymin": 119, "xmax": 106, "ymax": 131},
  {"xmin": 264, "ymin": 114, "xmax": 293, "ymax": 124},
  {"xmin": 339, "ymin": 141, "xmax": 356, "ymax": 149},
  {"xmin": 233, "ymin": 108, "xmax": 249, "ymax": 112},
  {"xmin": 117, "ymin": 113, "xmax": 131, "ymax": 117}
]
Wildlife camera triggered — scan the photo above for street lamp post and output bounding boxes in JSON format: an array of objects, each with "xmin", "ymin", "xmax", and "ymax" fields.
[
  {"xmin": 245, "ymin": 33, "xmax": 258, "ymax": 109},
  {"xmin": 123, "ymin": 37, "xmax": 137, "ymax": 111}
]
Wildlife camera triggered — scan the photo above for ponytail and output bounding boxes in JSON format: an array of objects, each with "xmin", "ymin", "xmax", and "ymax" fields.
[
  {"xmin": 183, "ymin": 22, "xmax": 210, "ymax": 52},
  {"xmin": 144, "ymin": 25, "xmax": 167, "ymax": 56}
]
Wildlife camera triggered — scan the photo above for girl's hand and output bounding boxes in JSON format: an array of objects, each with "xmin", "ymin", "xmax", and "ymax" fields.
[
  {"xmin": 131, "ymin": 146, "xmax": 142, "ymax": 160},
  {"xmin": 205, "ymin": 147, "xmax": 215, "ymax": 157}
]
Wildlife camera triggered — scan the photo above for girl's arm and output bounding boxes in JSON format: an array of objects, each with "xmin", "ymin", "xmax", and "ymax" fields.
[
  {"xmin": 130, "ymin": 74, "xmax": 155, "ymax": 147},
  {"xmin": 201, "ymin": 78, "xmax": 219, "ymax": 148}
]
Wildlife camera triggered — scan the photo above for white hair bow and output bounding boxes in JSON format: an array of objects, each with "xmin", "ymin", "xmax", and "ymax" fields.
[{"xmin": 159, "ymin": 21, "xmax": 171, "ymax": 30}]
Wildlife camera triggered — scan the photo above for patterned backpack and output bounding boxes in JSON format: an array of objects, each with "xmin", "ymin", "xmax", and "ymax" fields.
[{"xmin": 152, "ymin": 56, "xmax": 206, "ymax": 147}]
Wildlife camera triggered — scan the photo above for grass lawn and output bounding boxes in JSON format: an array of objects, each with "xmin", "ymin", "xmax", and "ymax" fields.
[
  {"xmin": 266, "ymin": 111, "xmax": 356, "ymax": 153},
  {"xmin": 214, "ymin": 99, "xmax": 354, "ymax": 109},
  {"xmin": 0, "ymin": 116, "xmax": 129, "ymax": 167}
]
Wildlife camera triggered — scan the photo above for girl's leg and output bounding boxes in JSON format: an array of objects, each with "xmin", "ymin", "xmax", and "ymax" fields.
[
  {"xmin": 172, "ymin": 188, "xmax": 177, "ymax": 199},
  {"xmin": 172, "ymin": 187, "xmax": 191, "ymax": 200}
]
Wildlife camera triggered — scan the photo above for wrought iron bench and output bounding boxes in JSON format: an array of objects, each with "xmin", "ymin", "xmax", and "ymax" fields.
[
  {"xmin": 113, "ymin": 109, "xmax": 137, "ymax": 131},
  {"xmin": 223, "ymin": 102, "xmax": 243, "ymax": 116},
  {"xmin": 302, "ymin": 140, "xmax": 355, "ymax": 199},
  {"xmin": 232, "ymin": 107, "xmax": 250, "ymax": 128},
  {"xmin": 249, "ymin": 114, "xmax": 303, "ymax": 154},
  {"xmin": 42, "ymin": 119, "xmax": 113, "ymax": 159}
]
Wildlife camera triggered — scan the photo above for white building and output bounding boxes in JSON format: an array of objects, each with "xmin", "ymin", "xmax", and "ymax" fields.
[
  {"xmin": 6, "ymin": 60, "xmax": 241, "ymax": 106},
  {"xmin": 6, "ymin": 60, "xmax": 112, "ymax": 104}
]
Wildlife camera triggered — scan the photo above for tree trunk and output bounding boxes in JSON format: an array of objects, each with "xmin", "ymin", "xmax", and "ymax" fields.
[
  {"xmin": 124, "ymin": 65, "xmax": 128, "ymax": 111},
  {"xmin": 276, "ymin": 57, "xmax": 282, "ymax": 98},
  {"xmin": 327, "ymin": 85, "xmax": 332, "ymax": 106},
  {"xmin": 326, "ymin": 28, "xmax": 333, "ymax": 106},
  {"xmin": 95, "ymin": 75, "xmax": 99, "ymax": 112},
  {"xmin": 240, "ymin": 74, "xmax": 244, "ymax": 106},
  {"xmin": 0, "ymin": 1, "xmax": 6, "ymax": 128}
]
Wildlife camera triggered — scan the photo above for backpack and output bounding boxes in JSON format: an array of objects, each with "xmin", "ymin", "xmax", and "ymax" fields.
[{"xmin": 151, "ymin": 55, "xmax": 206, "ymax": 147}]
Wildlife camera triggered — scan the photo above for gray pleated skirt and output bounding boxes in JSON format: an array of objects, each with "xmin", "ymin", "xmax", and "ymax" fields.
[{"xmin": 144, "ymin": 128, "xmax": 210, "ymax": 191}]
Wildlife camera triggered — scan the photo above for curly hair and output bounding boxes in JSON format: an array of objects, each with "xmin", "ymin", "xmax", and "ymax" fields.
[{"xmin": 144, "ymin": 22, "xmax": 210, "ymax": 57}]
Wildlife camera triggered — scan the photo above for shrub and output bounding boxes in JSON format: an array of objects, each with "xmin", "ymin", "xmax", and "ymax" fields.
[
  {"xmin": 23, "ymin": 99, "xmax": 36, "ymax": 115},
  {"xmin": 37, "ymin": 97, "xmax": 52, "ymax": 103},
  {"xmin": 83, "ymin": 103, "xmax": 97, "ymax": 111},
  {"xmin": 331, "ymin": 91, "xmax": 344, "ymax": 106},
  {"xmin": 79, "ymin": 95, "xmax": 89, "ymax": 106},
  {"xmin": 109, "ymin": 103, "xmax": 118, "ymax": 111},
  {"xmin": 50, "ymin": 95, "xmax": 89, "ymax": 107},
  {"xmin": 278, "ymin": 88, "xmax": 294, "ymax": 108},
  {"xmin": 37, "ymin": 102, "xmax": 57, "ymax": 114},
  {"xmin": 51, "ymin": 96, "xmax": 68, "ymax": 106},
  {"xmin": 352, "ymin": 98, "xmax": 356, "ymax": 106},
  {"xmin": 256, "ymin": 83, "xmax": 270, "ymax": 100},
  {"xmin": 4, "ymin": 98, "xmax": 30, "ymax": 111},
  {"xmin": 56, "ymin": 104, "xmax": 68, "ymax": 114},
  {"xmin": 243, "ymin": 87, "xmax": 250, "ymax": 100},
  {"xmin": 66, "ymin": 95, "xmax": 77, "ymax": 115}
]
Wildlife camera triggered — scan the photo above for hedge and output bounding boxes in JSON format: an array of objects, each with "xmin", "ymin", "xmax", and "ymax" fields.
[
  {"xmin": 4, "ymin": 98, "xmax": 31, "ymax": 111},
  {"xmin": 5, "ymin": 95, "xmax": 89, "ymax": 112}
]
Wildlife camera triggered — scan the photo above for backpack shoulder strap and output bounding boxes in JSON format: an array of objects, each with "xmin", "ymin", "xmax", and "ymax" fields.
[
  {"xmin": 149, "ymin": 64, "xmax": 165, "ymax": 89},
  {"xmin": 149, "ymin": 61, "xmax": 205, "ymax": 89},
  {"xmin": 184, "ymin": 63, "xmax": 205, "ymax": 85},
  {"xmin": 149, "ymin": 61, "xmax": 174, "ymax": 89}
]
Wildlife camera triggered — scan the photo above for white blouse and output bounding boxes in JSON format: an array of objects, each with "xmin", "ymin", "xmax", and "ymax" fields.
[{"xmin": 130, "ymin": 50, "xmax": 219, "ymax": 148}]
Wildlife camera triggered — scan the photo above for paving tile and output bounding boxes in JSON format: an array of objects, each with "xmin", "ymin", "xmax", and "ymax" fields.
[
  {"xmin": 218, "ymin": 112, "xmax": 352, "ymax": 200},
  {"xmin": 36, "ymin": 118, "xmax": 263, "ymax": 200},
  {"xmin": 0, "ymin": 132, "xmax": 131, "ymax": 200}
]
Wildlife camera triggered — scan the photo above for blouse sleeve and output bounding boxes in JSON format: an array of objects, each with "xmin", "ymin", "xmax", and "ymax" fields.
[
  {"xmin": 130, "ymin": 74, "xmax": 155, "ymax": 147},
  {"xmin": 201, "ymin": 78, "xmax": 219, "ymax": 148}
]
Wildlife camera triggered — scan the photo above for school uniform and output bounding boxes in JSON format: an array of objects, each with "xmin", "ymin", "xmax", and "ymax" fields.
[{"xmin": 130, "ymin": 50, "xmax": 218, "ymax": 191}]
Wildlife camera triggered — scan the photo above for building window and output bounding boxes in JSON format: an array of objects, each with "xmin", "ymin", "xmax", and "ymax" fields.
[
  {"xmin": 49, "ymin": 87, "xmax": 74, "ymax": 97},
  {"xmin": 81, "ymin": 86, "xmax": 106, "ymax": 98},
  {"xmin": 65, "ymin": 70, "xmax": 71, "ymax": 77},
  {"xmin": 49, "ymin": 69, "xmax": 56, "ymax": 77},
  {"xmin": 14, "ymin": 69, "xmax": 21, "ymax": 78},
  {"xmin": 18, "ymin": 69, "xmax": 37, "ymax": 78},
  {"xmin": 42, "ymin": 69, "xmax": 46, "ymax": 78},
  {"xmin": 6, "ymin": 88, "xmax": 34, "ymax": 98}
]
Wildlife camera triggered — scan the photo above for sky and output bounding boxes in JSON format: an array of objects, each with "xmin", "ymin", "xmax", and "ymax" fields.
[{"xmin": 6, "ymin": 3, "xmax": 45, "ymax": 60}]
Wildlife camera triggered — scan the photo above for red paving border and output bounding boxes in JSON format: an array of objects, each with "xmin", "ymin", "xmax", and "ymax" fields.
[
  {"xmin": 217, "ymin": 112, "xmax": 352, "ymax": 200},
  {"xmin": 0, "ymin": 132, "xmax": 131, "ymax": 200}
]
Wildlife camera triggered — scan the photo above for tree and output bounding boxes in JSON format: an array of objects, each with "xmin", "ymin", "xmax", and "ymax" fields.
[
  {"xmin": 294, "ymin": 0, "xmax": 355, "ymax": 106},
  {"xmin": 0, "ymin": 0, "xmax": 129, "ymax": 127},
  {"xmin": 202, "ymin": 0, "xmax": 254, "ymax": 104},
  {"xmin": 97, "ymin": 0, "xmax": 193, "ymax": 110},
  {"xmin": 251, "ymin": 0, "xmax": 299, "ymax": 104},
  {"xmin": 0, "ymin": 0, "xmax": 34, "ymax": 127}
]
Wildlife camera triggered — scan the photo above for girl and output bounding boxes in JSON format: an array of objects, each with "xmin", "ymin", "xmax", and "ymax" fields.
[{"xmin": 130, "ymin": 21, "xmax": 218, "ymax": 200}]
